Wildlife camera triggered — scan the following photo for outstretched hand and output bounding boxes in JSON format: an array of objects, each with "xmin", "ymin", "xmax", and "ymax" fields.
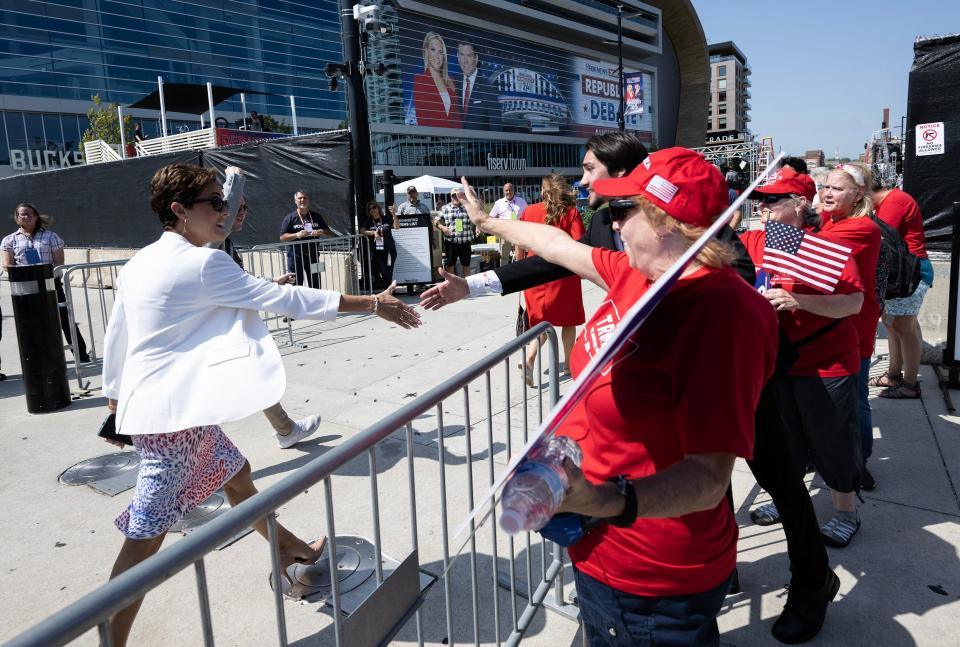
[
  {"xmin": 420, "ymin": 267, "xmax": 469, "ymax": 310},
  {"xmin": 459, "ymin": 176, "xmax": 490, "ymax": 232},
  {"xmin": 375, "ymin": 281, "xmax": 422, "ymax": 329}
]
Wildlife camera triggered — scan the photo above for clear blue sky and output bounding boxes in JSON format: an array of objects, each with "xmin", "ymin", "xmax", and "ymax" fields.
[{"xmin": 690, "ymin": 0, "xmax": 960, "ymax": 159}]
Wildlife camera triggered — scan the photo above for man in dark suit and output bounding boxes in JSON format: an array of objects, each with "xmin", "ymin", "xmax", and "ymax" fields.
[
  {"xmin": 421, "ymin": 130, "xmax": 840, "ymax": 644},
  {"xmin": 457, "ymin": 40, "xmax": 500, "ymax": 131}
]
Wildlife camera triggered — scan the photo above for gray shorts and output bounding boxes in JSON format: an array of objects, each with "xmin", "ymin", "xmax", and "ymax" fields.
[{"xmin": 778, "ymin": 374, "xmax": 862, "ymax": 493}]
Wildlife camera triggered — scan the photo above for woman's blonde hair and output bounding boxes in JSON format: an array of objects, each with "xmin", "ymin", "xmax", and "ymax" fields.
[
  {"xmin": 634, "ymin": 196, "xmax": 735, "ymax": 268},
  {"xmin": 540, "ymin": 173, "xmax": 576, "ymax": 226},
  {"xmin": 422, "ymin": 32, "xmax": 450, "ymax": 85},
  {"xmin": 830, "ymin": 162, "xmax": 874, "ymax": 218}
]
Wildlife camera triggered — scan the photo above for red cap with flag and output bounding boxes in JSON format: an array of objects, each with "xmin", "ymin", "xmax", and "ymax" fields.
[
  {"xmin": 749, "ymin": 167, "xmax": 816, "ymax": 201},
  {"xmin": 592, "ymin": 147, "xmax": 729, "ymax": 227}
]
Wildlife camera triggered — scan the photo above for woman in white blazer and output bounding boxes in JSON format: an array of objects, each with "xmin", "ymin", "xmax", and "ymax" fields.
[{"xmin": 103, "ymin": 164, "xmax": 421, "ymax": 646}]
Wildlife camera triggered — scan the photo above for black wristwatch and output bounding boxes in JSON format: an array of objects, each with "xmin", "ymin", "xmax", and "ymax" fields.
[{"xmin": 606, "ymin": 475, "xmax": 638, "ymax": 528}]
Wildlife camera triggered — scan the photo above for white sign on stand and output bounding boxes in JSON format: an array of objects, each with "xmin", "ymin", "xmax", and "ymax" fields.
[
  {"xmin": 391, "ymin": 227, "xmax": 432, "ymax": 284},
  {"xmin": 916, "ymin": 122, "xmax": 945, "ymax": 156}
]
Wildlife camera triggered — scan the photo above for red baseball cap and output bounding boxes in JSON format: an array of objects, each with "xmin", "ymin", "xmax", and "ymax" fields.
[
  {"xmin": 592, "ymin": 147, "xmax": 728, "ymax": 227},
  {"xmin": 749, "ymin": 167, "xmax": 816, "ymax": 201}
]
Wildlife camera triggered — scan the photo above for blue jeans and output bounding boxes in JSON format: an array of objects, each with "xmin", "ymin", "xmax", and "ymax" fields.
[
  {"xmin": 574, "ymin": 567, "xmax": 733, "ymax": 647},
  {"xmin": 857, "ymin": 357, "xmax": 873, "ymax": 461}
]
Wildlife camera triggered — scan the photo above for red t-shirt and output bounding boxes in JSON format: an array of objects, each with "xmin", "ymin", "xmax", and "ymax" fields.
[
  {"xmin": 563, "ymin": 248, "xmax": 777, "ymax": 597},
  {"xmin": 741, "ymin": 230, "xmax": 861, "ymax": 377},
  {"xmin": 819, "ymin": 214, "xmax": 882, "ymax": 358},
  {"xmin": 875, "ymin": 188, "xmax": 927, "ymax": 259}
]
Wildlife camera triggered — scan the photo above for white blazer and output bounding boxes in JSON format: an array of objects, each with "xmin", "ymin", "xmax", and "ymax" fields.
[{"xmin": 103, "ymin": 232, "xmax": 341, "ymax": 435}]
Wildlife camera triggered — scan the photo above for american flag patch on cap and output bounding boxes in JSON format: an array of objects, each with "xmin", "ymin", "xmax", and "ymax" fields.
[{"xmin": 646, "ymin": 174, "xmax": 679, "ymax": 203}]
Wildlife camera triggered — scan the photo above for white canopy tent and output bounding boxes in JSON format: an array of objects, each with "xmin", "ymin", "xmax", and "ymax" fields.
[{"xmin": 376, "ymin": 174, "xmax": 463, "ymax": 211}]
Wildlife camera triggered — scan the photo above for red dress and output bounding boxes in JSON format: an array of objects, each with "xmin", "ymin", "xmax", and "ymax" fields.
[{"xmin": 520, "ymin": 203, "xmax": 585, "ymax": 327}]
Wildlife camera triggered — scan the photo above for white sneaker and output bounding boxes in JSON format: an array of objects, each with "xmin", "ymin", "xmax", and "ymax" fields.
[{"xmin": 275, "ymin": 414, "xmax": 322, "ymax": 449}]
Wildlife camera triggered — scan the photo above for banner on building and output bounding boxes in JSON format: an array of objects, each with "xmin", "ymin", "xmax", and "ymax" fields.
[
  {"xmin": 623, "ymin": 72, "xmax": 645, "ymax": 118},
  {"xmin": 393, "ymin": 10, "xmax": 654, "ymax": 140}
]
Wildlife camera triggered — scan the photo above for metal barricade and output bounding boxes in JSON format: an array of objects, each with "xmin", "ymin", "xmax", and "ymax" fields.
[
  {"xmin": 4, "ymin": 324, "xmax": 577, "ymax": 646},
  {"xmin": 58, "ymin": 260, "xmax": 126, "ymax": 391}
]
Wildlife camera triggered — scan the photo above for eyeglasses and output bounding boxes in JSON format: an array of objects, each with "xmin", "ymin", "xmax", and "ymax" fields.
[
  {"xmin": 607, "ymin": 199, "xmax": 639, "ymax": 223},
  {"xmin": 756, "ymin": 194, "xmax": 796, "ymax": 205},
  {"xmin": 16, "ymin": 212, "xmax": 36, "ymax": 219},
  {"xmin": 184, "ymin": 195, "xmax": 228, "ymax": 212}
]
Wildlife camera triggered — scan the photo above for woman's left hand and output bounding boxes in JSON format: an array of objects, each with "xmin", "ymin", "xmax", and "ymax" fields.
[
  {"xmin": 459, "ymin": 177, "xmax": 490, "ymax": 233},
  {"xmin": 274, "ymin": 272, "xmax": 296, "ymax": 286},
  {"xmin": 375, "ymin": 282, "xmax": 422, "ymax": 329},
  {"xmin": 765, "ymin": 288, "xmax": 800, "ymax": 312},
  {"xmin": 556, "ymin": 458, "xmax": 606, "ymax": 515}
]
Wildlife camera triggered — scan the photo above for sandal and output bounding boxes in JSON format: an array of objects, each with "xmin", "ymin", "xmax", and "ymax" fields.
[
  {"xmin": 750, "ymin": 502, "xmax": 782, "ymax": 526},
  {"xmin": 518, "ymin": 363, "xmax": 535, "ymax": 387},
  {"xmin": 867, "ymin": 372, "xmax": 902, "ymax": 388},
  {"xmin": 878, "ymin": 381, "xmax": 920, "ymax": 399}
]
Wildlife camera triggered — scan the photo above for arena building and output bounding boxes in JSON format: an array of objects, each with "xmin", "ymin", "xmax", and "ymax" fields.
[{"xmin": 0, "ymin": 0, "xmax": 710, "ymax": 205}]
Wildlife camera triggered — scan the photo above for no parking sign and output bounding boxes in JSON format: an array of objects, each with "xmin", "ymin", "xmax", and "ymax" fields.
[{"xmin": 915, "ymin": 121, "xmax": 944, "ymax": 156}]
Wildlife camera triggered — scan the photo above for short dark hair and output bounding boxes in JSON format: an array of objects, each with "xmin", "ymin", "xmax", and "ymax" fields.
[
  {"xmin": 150, "ymin": 164, "xmax": 217, "ymax": 228},
  {"xmin": 458, "ymin": 40, "xmax": 480, "ymax": 56},
  {"xmin": 584, "ymin": 131, "xmax": 649, "ymax": 176},
  {"xmin": 780, "ymin": 156, "xmax": 809, "ymax": 175}
]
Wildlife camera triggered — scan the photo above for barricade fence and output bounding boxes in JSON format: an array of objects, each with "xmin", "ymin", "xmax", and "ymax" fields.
[
  {"xmin": 4, "ymin": 323, "xmax": 578, "ymax": 646},
  {"xmin": 57, "ymin": 235, "xmax": 374, "ymax": 390}
]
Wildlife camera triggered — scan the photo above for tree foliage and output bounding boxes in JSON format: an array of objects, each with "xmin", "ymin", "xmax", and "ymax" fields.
[
  {"xmin": 81, "ymin": 94, "xmax": 134, "ymax": 145},
  {"xmin": 261, "ymin": 113, "xmax": 292, "ymax": 134}
]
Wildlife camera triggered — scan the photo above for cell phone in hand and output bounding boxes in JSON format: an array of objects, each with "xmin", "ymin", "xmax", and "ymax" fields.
[{"xmin": 97, "ymin": 412, "xmax": 134, "ymax": 446}]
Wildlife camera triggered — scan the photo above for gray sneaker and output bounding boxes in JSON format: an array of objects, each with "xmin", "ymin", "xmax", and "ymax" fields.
[{"xmin": 275, "ymin": 414, "xmax": 322, "ymax": 449}]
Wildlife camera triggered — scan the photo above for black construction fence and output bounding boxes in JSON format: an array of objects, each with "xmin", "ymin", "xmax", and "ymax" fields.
[
  {"xmin": 0, "ymin": 130, "xmax": 353, "ymax": 249},
  {"xmin": 904, "ymin": 34, "xmax": 960, "ymax": 254}
]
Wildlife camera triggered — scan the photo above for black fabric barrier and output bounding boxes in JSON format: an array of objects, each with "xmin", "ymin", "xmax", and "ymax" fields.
[
  {"xmin": 0, "ymin": 149, "xmax": 196, "ymax": 249},
  {"xmin": 203, "ymin": 130, "xmax": 354, "ymax": 243},
  {"xmin": 904, "ymin": 34, "xmax": 960, "ymax": 253},
  {"xmin": 0, "ymin": 130, "xmax": 353, "ymax": 248}
]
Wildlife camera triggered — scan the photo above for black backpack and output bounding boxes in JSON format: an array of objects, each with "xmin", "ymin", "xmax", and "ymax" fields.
[{"xmin": 871, "ymin": 215, "xmax": 921, "ymax": 300}]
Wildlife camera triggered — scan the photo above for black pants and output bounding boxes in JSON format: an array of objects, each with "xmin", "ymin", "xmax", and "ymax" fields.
[
  {"xmin": 54, "ymin": 278, "xmax": 88, "ymax": 361},
  {"xmin": 735, "ymin": 377, "xmax": 829, "ymax": 589}
]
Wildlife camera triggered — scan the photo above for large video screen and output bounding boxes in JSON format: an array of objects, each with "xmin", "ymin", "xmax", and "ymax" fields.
[{"xmin": 395, "ymin": 10, "xmax": 654, "ymax": 140}]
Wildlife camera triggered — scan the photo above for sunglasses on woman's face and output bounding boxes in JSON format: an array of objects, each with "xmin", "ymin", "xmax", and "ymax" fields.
[
  {"xmin": 757, "ymin": 194, "xmax": 795, "ymax": 205},
  {"xmin": 607, "ymin": 199, "xmax": 640, "ymax": 223},
  {"xmin": 184, "ymin": 195, "xmax": 228, "ymax": 212}
]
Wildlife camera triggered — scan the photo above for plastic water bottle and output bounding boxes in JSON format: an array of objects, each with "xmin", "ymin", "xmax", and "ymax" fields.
[{"xmin": 499, "ymin": 435, "xmax": 582, "ymax": 534}]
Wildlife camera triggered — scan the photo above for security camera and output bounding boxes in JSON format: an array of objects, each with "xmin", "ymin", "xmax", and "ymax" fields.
[{"xmin": 353, "ymin": 4, "xmax": 382, "ymax": 32}]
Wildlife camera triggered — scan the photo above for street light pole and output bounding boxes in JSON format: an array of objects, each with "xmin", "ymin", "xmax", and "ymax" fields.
[
  {"xmin": 338, "ymin": 0, "xmax": 375, "ymax": 230},
  {"xmin": 617, "ymin": 4, "xmax": 625, "ymax": 131}
]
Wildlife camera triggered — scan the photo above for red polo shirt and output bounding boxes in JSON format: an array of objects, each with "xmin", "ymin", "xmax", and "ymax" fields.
[
  {"xmin": 875, "ymin": 188, "xmax": 927, "ymax": 259},
  {"xmin": 819, "ymin": 214, "xmax": 882, "ymax": 358},
  {"xmin": 741, "ymin": 229, "xmax": 862, "ymax": 377},
  {"xmin": 563, "ymin": 248, "xmax": 777, "ymax": 597}
]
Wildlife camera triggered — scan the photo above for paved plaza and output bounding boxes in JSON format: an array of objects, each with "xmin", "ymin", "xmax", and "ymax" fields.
[{"xmin": 1, "ymin": 278, "xmax": 958, "ymax": 646}]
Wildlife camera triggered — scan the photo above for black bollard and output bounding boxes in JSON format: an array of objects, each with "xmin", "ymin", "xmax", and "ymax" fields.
[{"xmin": 9, "ymin": 263, "xmax": 71, "ymax": 413}]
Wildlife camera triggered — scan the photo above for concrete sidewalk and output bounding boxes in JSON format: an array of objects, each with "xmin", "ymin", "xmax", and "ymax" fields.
[{"xmin": 0, "ymin": 278, "xmax": 958, "ymax": 646}]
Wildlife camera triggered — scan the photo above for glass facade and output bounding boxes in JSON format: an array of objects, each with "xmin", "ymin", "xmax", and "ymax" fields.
[
  {"xmin": 1, "ymin": 0, "xmax": 671, "ymax": 186},
  {"xmin": 0, "ymin": 0, "xmax": 347, "ymax": 120}
]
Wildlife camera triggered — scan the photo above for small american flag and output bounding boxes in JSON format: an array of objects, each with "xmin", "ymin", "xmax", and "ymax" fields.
[{"xmin": 762, "ymin": 221, "xmax": 853, "ymax": 293}]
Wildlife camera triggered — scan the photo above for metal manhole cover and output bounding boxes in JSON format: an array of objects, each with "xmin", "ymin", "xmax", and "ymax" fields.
[
  {"xmin": 277, "ymin": 535, "xmax": 377, "ymax": 601},
  {"xmin": 168, "ymin": 492, "xmax": 227, "ymax": 533},
  {"xmin": 59, "ymin": 452, "xmax": 139, "ymax": 485}
]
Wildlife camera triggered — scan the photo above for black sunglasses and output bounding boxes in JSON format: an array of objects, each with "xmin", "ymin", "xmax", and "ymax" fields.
[
  {"xmin": 184, "ymin": 195, "xmax": 228, "ymax": 212},
  {"xmin": 756, "ymin": 193, "xmax": 796, "ymax": 205},
  {"xmin": 607, "ymin": 199, "xmax": 639, "ymax": 223}
]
